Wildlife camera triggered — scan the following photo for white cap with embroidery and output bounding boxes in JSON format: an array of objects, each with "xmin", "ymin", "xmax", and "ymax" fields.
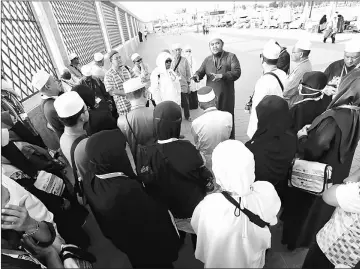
[
  {"xmin": 54, "ymin": 91, "xmax": 85, "ymax": 118},
  {"xmin": 31, "ymin": 70, "xmax": 51, "ymax": 90},
  {"xmin": 123, "ymin": 77, "xmax": 146, "ymax": 94},
  {"xmin": 131, "ymin": 53, "xmax": 141, "ymax": 62},
  {"xmin": 94, "ymin": 52, "xmax": 104, "ymax": 62},
  {"xmin": 81, "ymin": 65, "xmax": 92, "ymax": 77},
  {"xmin": 262, "ymin": 40, "xmax": 281, "ymax": 60},
  {"xmin": 295, "ymin": 39, "xmax": 312, "ymax": 51}
]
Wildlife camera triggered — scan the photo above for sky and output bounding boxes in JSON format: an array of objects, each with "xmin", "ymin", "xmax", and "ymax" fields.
[{"xmin": 121, "ymin": 1, "xmax": 268, "ymax": 22}]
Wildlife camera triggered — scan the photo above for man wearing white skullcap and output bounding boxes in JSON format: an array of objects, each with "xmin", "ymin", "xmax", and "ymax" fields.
[
  {"xmin": 247, "ymin": 39, "xmax": 287, "ymax": 138},
  {"xmin": 54, "ymin": 91, "xmax": 89, "ymax": 182},
  {"xmin": 283, "ymin": 39, "xmax": 313, "ymax": 108},
  {"xmin": 191, "ymin": 86, "xmax": 232, "ymax": 171},
  {"xmin": 171, "ymin": 43, "xmax": 192, "ymax": 121},
  {"xmin": 68, "ymin": 52, "xmax": 83, "ymax": 80},
  {"xmin": 193, "ymin": 34, "xmax": 241, "ymax": 139},
  {"xmin": 32, "ymin": 69, "xmax": 65, "ymax": 138},
  {"xmin": 92, "ymin": 52, "xmax": 106, "ymax": 82},
  {"xmin": 117, "ymin": 77, "xmax": 156, "ymax": 157},
  {"xmin": 322, "ymin": 38, "xmax": 360, "ymax": 99}
]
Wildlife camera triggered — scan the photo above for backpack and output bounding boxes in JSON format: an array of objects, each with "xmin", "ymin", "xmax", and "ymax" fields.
[
  {"xmin": 125, "ymin": 115, "xmax": 156, "ymax": 184},
  {"xmin": 70, "ymin": 135, "xmax": 87, "ymax": 198}
]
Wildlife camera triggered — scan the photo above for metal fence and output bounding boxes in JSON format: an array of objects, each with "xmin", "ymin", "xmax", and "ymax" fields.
[
  {"xmin": 50, "ymin": 1, "xmax": 106, "ymax": 65},
  {"xmin": 101, "ymin": 2, "xmax": 122, "ymax": 49},
  {"xmin": 127, "ymin": 13, "xmax": 134, "ymax": 38},
  {"xmin": 119, "ymin": 9, "xmax": 129, "ymax": 41},
  {"xmin": 1, "ymin": 1, "xmax": 58, "ymax": 101}
]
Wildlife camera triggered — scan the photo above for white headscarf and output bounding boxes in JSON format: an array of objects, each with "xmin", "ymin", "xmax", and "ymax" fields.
[{"xmin": 191, "ymin": 140, "xmax": 281, "ymax": 268}]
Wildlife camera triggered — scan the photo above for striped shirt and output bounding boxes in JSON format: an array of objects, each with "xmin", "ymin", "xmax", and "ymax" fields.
[{"xmin": 104, "ymin": 66, "xmax": 136, "ymax": 115}]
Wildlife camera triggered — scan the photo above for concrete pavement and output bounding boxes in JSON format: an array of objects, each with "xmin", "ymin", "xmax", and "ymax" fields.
[{"xmin": 82, "ymin": 29, "xmax": 359, "ymax": 268}]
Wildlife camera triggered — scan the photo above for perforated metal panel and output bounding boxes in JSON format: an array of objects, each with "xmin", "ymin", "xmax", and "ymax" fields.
[
  {"xmin": 1, "ymin": 1, "xmax": 57, "ymax": 101},
  {"xmin": 101, "ymin": 2, "xmax": 122, "ymax": 48},
  {"xmin": 127, "ymin": 13, "xmax": 134, "ymax": 38},
  {"xmin": 50, "ymin": 1, "xmax": 106, "ymax": 65},
  {"xmin": 132, "ymin": 17, "xmax": 138, "ymax": 34},
  {"xmin": 119, "ymin": 9, "xmax": 129, "ymax": 41}
]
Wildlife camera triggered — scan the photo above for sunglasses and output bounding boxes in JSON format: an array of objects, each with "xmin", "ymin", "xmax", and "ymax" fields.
[
  {"xmin": 135, "ymin": 58, "xmax": 143, "ymax": 63},
  {"xmin": 165, "ymin": 59, "xmax": 172, "ymax": 63},
  {"xmin": 185, "ymin": 50, "xmax": 191, "ymax": 53}
]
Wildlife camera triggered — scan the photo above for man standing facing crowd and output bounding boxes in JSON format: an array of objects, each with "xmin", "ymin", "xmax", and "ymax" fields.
[
  {"xmin": 104, "ymin": 50, "xmax": 137, "ymax": 116},
  {"xmin": 192, "ymin": 35, "xmax": 241, "ymax": 139}
]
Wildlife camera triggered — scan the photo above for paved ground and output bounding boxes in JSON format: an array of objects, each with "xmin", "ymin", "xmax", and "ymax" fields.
[{"xmin": 82, "ymin": 29, "xmax": 360, "ymax": 268}]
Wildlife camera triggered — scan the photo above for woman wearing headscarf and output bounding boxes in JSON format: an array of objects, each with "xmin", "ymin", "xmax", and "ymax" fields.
[
  {"xmin": 282, "ymin": 68, "xmax": 360, "ymax": 251},
  {"xmin": 184, "ymin": 45, "xmax": 199, "ymax": 110},
  {"xmin": 144, "ymin": 101, "xmax": 213, "ymax": 246},
  {"xmin": 191, "ymin": 140, "xmax": 281, "ymax": 268},
  {"xmin": 318, "ymin": 15, "xmax": 327, "ymax": 33},
  {"xmin": 245, "ymin": 95, "xmax": 297, "ymax": 202},
  {"xmin": 83, "ymin": 129, "xmax": 181, "ymax": 268},
  {"xmin": 149, "ymin": 52, "xmax": 181, "ymax": 106},
  {"xmin": 72, "ymin": 85, "xmax": 117, "ymax": 136},
  {"xmin": 290, "ymin": 71, "xmax": 331, "ymax": 132}
]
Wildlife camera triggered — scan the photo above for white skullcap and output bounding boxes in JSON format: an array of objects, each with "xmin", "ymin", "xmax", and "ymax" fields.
[
  {"xmin": 31, "ymin": 69, "xmax": 51, "ymax": 90},
  {"xmin": 209, "ymin": 35, "xmax": 224, "ymax": 43},
  {"xmin": 94, "ymin": 53, "xmax": 104, "ymax": 62},
  {"xmin": 54, "ymin": 91, "xmax": 85, "ymax": 118},
  {"xmin": 344, "ymin": 38, "xmax": 360, "ymax": 53},
  {"xmin": 131, "ymin": 53, "xmax": 141, "ymax": 62},
  {"xmin": 123, "ymin": 77, "xmax": 146, "ymax": 94},
  {"xmin": 91, "ymin": 66, "xmax": 105, "ymax": 78},
  {"xmin": 197, "ymin": 86, "xmax": 216, "ymax": 103},
  {"xmin": 171, "ymin": 43, "xmax": 182, "ymax": 50},
  {"xmin": 295, "ymin": 39, "xmax": 312, "ymax": 51},
  {"xmin": 184, "ymin": 45, "xmax": 192, "ymax": 51},
  {"xmin": 263, "ymin": 39, "xmax": 281, "ymax": 60},
  {"xmin": 1, "ymin": 128, "xmax": 10, "ymax": 147},
  {"xmin": 81, "ymin": 65, "xmax": 92, "ymax": 77},
  {"xmin": 69, "ymin": 52, "xmax": 78, "ymax": 61}
]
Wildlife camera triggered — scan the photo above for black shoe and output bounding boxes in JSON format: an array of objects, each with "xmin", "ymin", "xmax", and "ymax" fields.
[
  {"xmin": 179, "ymin": 135, "xmax": 185, "ymax": 139},
  {"xmin": 323, "ymin": 38, "xmax": 326, "ymax": 43}
]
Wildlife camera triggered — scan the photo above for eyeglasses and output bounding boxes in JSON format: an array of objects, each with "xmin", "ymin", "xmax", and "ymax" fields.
[
  {"xmin": 165, "ymin": 59, "xmax": 172, "ymax": 63},
  {"xmin": 185, "ymin": 50, "xmax": 191, "ymax": 53}
]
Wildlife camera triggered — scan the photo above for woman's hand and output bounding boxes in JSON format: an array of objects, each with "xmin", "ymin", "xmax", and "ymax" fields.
[
  {"xmin": 297, "ymin": 124, "xmax": 311, "ymax": 139},
  {"xmin": 1, "ymin": 197, "xmax": 38, "ymax": 234}
]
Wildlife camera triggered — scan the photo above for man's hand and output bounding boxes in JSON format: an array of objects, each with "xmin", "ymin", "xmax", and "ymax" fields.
[
  {"xmin": 297, "ymin": 124, "xmax": 311, "ymax": 139},
  {"xmin": 191, "ymin": 74, "xmax": 199, "ymax": 83},
  {"xmin": 211, "ymin": 73, "xmax": 223, "ymax": 82},
  {"xmin": 1, "ymin": 197, "xmax": 37, "ymax": 233},
  {"xmin": 323, "ymin": 85, "xmax": 337, "ymax": 96}
]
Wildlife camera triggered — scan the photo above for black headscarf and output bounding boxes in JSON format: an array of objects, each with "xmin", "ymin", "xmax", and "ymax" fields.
[
  {"xmin": 73, "ymin": 85, "xmax": 117, "ymax": 136},
  {"xmin": 153, "ymin": 101, "xmax": 182, "ymax": 140},
  {"xmin": 85, "ymin": 129, "xmax": 136, "ymax": 177},
  {"xmin": 308, "ymin": 69, "xmax": 360, "ymax": 163},
  {"xmin": 245, "ymin": 95, "xmax": 297, "ymax": 185},
  {"xmin": 72, "ymin": 85, "xmax": 96, "ymax": 109},
  {"xmin": 320, "ymin": 15, "xmax": 327, "ymax": 25},
  {"xmin": 302, "ymin": 71, "xmax": 328, "ymax": 91}
]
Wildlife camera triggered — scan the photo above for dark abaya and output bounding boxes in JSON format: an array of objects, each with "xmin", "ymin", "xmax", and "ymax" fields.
[
  {"xmin": 290, "ymin": 71, "xmax": 331, "ymax": 132},
  {"xmin": 83, "ymin": 129, "xmax": 181, "ymax": 268},
  {"xmin": 144, "ymin": 101, "xmax": 208, "ymax": 219},
  {"xmin": 195, "ymin": 50, "xmax": 241, "ymax": 139},
  {"xmin": 282, "ymin": 69, "xmax": 360, "ymax": 250},
  {"xmin": 245, "ymin": 95, "xmax": 297, "ymax": 201},
  {"xmin": 72, "ymin": 85, "xmax": 117, "ymax": 135}
]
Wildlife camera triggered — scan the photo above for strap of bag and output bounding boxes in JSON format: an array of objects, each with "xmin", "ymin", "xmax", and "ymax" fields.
[
  {"xmin": 265, "ymin": 72, "xmax": 284, "ymax": 92},
  {"xmin": 70, "ymin": 135, "xmax": 87, "ymax": 196},
  {"xmin": 221, "ymin": 191, "xmax": 270, "ymax": 228},
  {"xmin": 173, "ymin": 56, "xmax": 182, "ymax": 72},
  {"xmin": 125, "ymin": 114, "xmax": 138, "ymax": 144}
]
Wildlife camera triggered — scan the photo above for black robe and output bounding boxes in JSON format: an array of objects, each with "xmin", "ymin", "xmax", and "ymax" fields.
[
  {"xmin": 282, "ymin": 117, "xmax": 356, "ymax": 249},
  {"xmin": 290, "ymin": 95, "xmax": 331, "ymax": 132},
  {"xmin": 83, "ymin": 174, "xmax": 181, "ymax": 266},
  {"xmin": 195, "ymin": 51, "xmax": 241, "ymax": 139},
  {"xmin": 324, "ymin": 59, "xmax": 355, "ymax": 87}
]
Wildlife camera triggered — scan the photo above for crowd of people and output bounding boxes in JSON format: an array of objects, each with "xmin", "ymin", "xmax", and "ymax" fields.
[{"xmin": 1, "ymin": 29, "xmax": 360, "ymax": 269}]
